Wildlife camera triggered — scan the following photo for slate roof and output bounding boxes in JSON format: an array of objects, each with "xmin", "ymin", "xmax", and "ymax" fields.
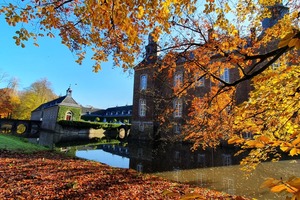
[
  {"xmin": 32, "ymin": 95, "xmax": 81, "ymax": 112},
  {"xmin": 81, "ymin": 105, "xmax": 133, "ymax": 117},
  {"xmin": 81, "ymin": 106, "xmax": 103, "ymax": 115}
]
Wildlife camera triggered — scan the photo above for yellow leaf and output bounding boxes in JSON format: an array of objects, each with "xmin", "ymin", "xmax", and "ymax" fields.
[
  {"xmin": 278, "ymin": 39, "xmax": 291, "ymax": 48},
  {"xmin": 282, "ymin": 32, "xmax": 296, "ymax": 40},
  {"xmin": 257, "ymin": 135, "xmax": 270, "ymax": 143},
  {"xmin": 288, "ymin": 38, "xmax": 298, "ymax": 47},
  {"xmin": 295, "ymin": 40, "xmax": 300, "ymax": 50},
  {"xmin": 287, "ymin": 178, "xmax": 300, "ymax": 189},
  {"xmin": 294, "ymin": 191, "xmax": 300, "ymax": 200},
  {"xmin": 290, "ymin": 148, "xmax": 299, "ymax": 156},
  {"xmin": 137, "ymin": 6, "xmax": 144, "ymax": 19},
  {"xmin": 271, "ymin": 184, "xmax": 287, "ymax": 193},
  {"xmin": 260, "ymin": 178, "xmax": 280, "ymax": 189},
  {"xmin": 228, "ymin": 136, "xmax": 244, "ymax": 144},
  {"xmin": 280, "ymin": 143, "xmax": 292, "ymax": 152},
  {"xmin": 292, "ymin": 137, "xmax": 300, "ymax": 146}
]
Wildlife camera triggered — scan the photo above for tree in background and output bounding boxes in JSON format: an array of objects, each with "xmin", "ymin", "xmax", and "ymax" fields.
[
  {"xmin": 0, "ymin": 77, "xmax": 20, "ymax": 118},
  {"xmin": 13, "ymin": 78, "xmax": 57, "ymax": 119}
]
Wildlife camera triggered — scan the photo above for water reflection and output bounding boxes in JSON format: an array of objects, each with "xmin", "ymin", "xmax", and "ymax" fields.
[
  {"xmin": 75, "ymin": 141, "xmax": 300, "ymax": 199},
  {"xmin": 76, "ymin": 149, "xmax": 129, "ymax": 168}
]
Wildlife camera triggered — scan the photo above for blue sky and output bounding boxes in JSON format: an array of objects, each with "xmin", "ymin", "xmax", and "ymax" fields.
[{"xmin": 0, "ymin": 17, "xmax": 134, "ymax": 109}]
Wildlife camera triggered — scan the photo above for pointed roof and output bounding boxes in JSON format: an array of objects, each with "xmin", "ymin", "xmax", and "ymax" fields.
[{"xmin": 32, "ymin": 94, "xmax": 81, "ymax": 112}]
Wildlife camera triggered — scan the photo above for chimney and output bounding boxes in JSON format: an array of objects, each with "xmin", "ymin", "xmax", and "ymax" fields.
[{"xmin": 66, "ymin": 87, "xmax": 72, "ymax": 97}]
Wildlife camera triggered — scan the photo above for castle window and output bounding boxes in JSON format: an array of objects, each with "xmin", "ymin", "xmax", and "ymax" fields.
[
  {"xmin": 174, "ymin": 123, "xmax": 181, "ymax": 134},
  {"xmin": 222, "ymin": 154, "xmax": 232, "ymax": 166},
  {"xmin": 173, "ymin": 98, "xmax": 182, "ymax": 118},
  {"xmin": 174, "ymin": 72, "xmax": 183, "ymax": 87},
  {"xmin": 197, "ymin": 154, "xmax": 206, "ymax": 167},
  {"xmin": 139, "ymin": 99, "xmax": 146, "ymax": 117},
  {"xmin": 65, "ymin": 111, "xmax": 73, "ymax": 121},
  {"xmin": 136, "ymin": 163, "xmax": 143, "ymax": 173},
  {"xmin": 140, "ymin": 74, "xmax": 147, "ymax": 90},
  {"xmin": 220, "ymin": 68, "xmax": 230, "ymax": 83},
  {"xmin": 139, "ymin": 122, "xmax": 144, "ymax": 131}
]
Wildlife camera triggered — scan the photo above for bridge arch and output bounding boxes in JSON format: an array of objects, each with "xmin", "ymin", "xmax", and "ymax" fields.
[{"xmin": 0, "ymin": 119, "xmax": 41, "ymax": 137}]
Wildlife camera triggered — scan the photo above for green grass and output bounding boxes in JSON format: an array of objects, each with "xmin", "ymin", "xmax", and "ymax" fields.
[{"xmin": 0, "ymin": 134, "xmax": 48, "ymax": 153}]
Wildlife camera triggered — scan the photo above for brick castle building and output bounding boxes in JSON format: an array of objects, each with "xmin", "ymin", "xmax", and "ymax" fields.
[{"xmin": 131, "ymin": 4, "xmax": 288, "ymax": 141}]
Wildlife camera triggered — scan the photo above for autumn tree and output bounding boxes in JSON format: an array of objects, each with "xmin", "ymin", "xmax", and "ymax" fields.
[
  {"xmin": 0, "ymin": 77, "xmax": 20, "ymax": 118},
  {"xmin": 14, "ymin": 78, "xmax": 57, "ymax": 119},
  {"xmin": 1, "ymin": 0, "xmax": 300, "ymax": 197}
]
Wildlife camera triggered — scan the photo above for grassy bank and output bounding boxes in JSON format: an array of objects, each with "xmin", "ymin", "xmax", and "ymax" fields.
[{"xmin": 0, "ymin": 134, "xmax": 48, "ymax": 152}]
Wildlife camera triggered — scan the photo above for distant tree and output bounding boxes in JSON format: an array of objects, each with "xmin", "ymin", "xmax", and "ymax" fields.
[
  {"xmin": 0, "ymin": 77, "xmax": 20, "ymax": 118},
  {"xmin": 14, "ymin": 78, "xmax": 57, "ymax": 119}
]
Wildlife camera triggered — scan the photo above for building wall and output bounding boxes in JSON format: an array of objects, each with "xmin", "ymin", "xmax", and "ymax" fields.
[
  {"xmin": 30, "ymin": 110, "xmax": 43, "ymax": 121},
  {"xmin": 132, "ymin": 61, "xmax": 158, "ymax": 140},
  {"xmin": 41, "ymin": 106, "xmax": 59, "ymax": 130},
  {"xmin": 131, "ymin": 53, "xmax": 252, "ymax": 141}
]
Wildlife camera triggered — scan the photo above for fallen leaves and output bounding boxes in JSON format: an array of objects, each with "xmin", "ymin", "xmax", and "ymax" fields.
[{"xmin": 0, "ymin": 150, "xmax": 248, "ymax": 199}]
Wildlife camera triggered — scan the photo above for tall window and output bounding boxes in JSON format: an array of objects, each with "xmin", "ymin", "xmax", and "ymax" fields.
[
  {"xmin": 174, "ymin": 72, "xmax": 183, "ymax": 87},
  {"xmin": 140, "ymin": 74, "xmax": 147, "ymax": 90},
  {"xmin": 139, "ymin": 122, "xmax": 144, "ymax": 131},
  {"xmin": 174, "ymin": 98, "xmax": 183, "ymax": 117},
  {"xmin": 222, "ymin": 154, "xmax": 232, "ymax": 166},
  {"xmin": 220, "ymin": 68, "xmax": 230, "ymax": 83},
  {"xmin": 65, "ymin": 111, "xmax": 73, "ymax": 121},
  {"xmin": 174, "ymin": 123, "xmax": 181, "ymax": 134},
  {"xmin": 139, "ymin": 99, "xmax": 146, "ymax": 117}
]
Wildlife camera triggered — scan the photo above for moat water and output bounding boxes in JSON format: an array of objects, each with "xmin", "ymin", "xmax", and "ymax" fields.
[{"xmin": 75, "ymin": 141, "xmax": 300, "ymax": 199}]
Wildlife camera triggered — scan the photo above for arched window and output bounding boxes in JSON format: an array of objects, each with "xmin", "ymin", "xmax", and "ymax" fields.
[
  {"xmin": 65, "ymin": 111, "xmax": 73, "ymax": 121},
  {"xmin": 140, "ymin": 74, "xmax": 147, "ymax": 90}
]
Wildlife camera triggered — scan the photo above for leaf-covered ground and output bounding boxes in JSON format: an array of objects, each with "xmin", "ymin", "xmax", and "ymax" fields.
[{"xmin": 0, "ymin": 150, "xmax": 248, "ymax": 199}]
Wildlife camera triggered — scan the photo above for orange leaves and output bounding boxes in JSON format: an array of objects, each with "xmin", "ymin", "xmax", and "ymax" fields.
[
  {"xmin": 0, "ymin": 150, "xmax": 245, "ymax": 200},
  {"xmin": 228, "ymin": 136, "xmax": 244, "ymax": 145},
  {"xmin": 242, "ymin": 135, "xmax": 272, "ymax": 149},
  {"xmin": 184, "ymin": 85, "xmax": 236, "ymax": 149},
  {"xmin": 1, "ymin": 0, "xmax": 199, "ymax": 71},
  {"xmin": 137, "ymin": 6, "xmax": 144, "ymax": 19},
  {"xmin": 278, "ymin": 31, "xmax": 300, "ymax": 49},
  {"xmin": 261, "ymin": 177, "xmax": 300, "ymax": 199}
]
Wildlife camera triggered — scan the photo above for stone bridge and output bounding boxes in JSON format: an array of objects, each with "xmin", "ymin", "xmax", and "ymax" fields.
[{"xmin": 0, "ymin": 118, "xmax": 41, "ymax": 138}]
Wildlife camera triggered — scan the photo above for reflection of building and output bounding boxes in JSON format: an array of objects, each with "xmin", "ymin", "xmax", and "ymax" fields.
[
  {"xmin": 30, "ymin": 87, "xmax": 81, "ymax": 130},
  {"xmin": 127, "ymin": 142, "xmax": 242, "ymax": 174},
  {"xmin": 81, "ymin": 105, "xmax": 132, "ymax": 124}
]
